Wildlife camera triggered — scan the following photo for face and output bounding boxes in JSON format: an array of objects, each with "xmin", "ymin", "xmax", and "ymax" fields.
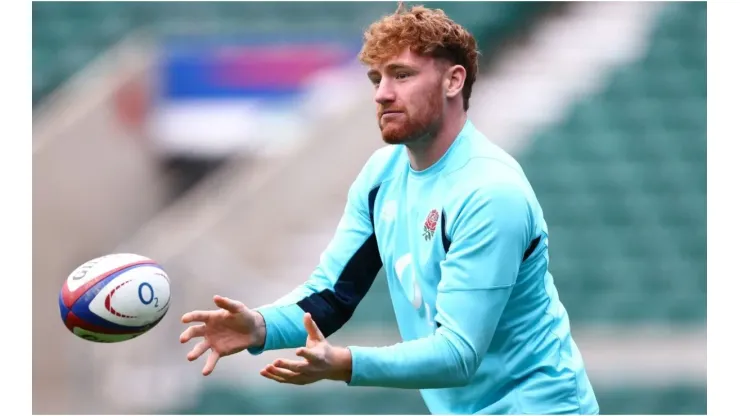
[{"xmin": 366, "ymin": 48, "xmax": 446, "ymax": 145}]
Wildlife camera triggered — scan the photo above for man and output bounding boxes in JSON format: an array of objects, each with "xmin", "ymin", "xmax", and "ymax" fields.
[{"xmin": 180, "ymin": 4, "xmax": 599, "ymax": 414}]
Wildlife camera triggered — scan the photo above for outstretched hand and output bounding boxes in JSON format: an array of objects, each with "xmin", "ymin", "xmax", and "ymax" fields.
[
  {"xmin": 180, "ymin": 295, "xmax": 265, "ymax": 376},
  {"xmin": 260, "ymin": 313, "xmax": 353, "ymax": 385}
]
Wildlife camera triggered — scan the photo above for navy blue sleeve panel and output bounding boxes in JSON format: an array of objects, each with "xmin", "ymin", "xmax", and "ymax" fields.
[
  {"xmin": 295, "ymin": 185, "xmax": 381, "ymax": 337},
  {"xmin": 297, "ymin": 228, "xmax": 382, "ymax": 336},
  {"xmin": 249, "ymin": 179, "xmax": 382, "ymax": 354}
]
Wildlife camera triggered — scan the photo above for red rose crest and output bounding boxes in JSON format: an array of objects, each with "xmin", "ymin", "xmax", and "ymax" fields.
[{"xmin": 422, "ymin": 209, "xmax": 440, "ymax": 241}]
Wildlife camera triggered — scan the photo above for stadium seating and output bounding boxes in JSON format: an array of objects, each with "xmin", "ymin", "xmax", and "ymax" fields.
[
  {"xmin": 518, "ymin": 1, "xmax": 706, "ymax": 325},
  {"xmin": 32, "ymin": 1, "xmax": 548, "ymax": 106}
]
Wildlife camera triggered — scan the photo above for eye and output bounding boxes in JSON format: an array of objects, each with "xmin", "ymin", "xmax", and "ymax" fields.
[{"xmin": 396, "ymin": 72, "xmax": 411, "ymax": 80}]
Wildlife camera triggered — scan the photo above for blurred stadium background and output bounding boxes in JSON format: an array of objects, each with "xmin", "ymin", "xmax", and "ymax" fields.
[{"xmin": 32, "ymin": 1, "xmax": 706, "ymax": 414}]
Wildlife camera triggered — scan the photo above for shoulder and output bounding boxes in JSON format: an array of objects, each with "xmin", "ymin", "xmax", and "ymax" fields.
[
  {"xmin": 355, "ymin": 145, "xmax": 407, "ymax": 191},
  {"xmin": 443, "ymin": 125, "xmax": 532, "ymax": 190},
  {"xmin": 443, "ymin": 141, "xmax": 538, "ymax": 238},
  {"xmin": 345, "ymin": 145, "xmax": 406, "ymax": 211},
  {"xmin": 448, "ymin": 160, "xmax": 534, "ymax": 214}
]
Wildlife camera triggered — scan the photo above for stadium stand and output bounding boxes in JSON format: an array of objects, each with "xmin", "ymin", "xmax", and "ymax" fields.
[
  {"xmin": 32, "ymin": 1, "xmax": 549, "ymax": 106},
  {"xmin": 518, "ymin": 1, "xmax": 707, "ymax": 326}
]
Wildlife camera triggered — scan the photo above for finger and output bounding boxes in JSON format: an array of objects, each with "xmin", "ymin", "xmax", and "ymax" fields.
[
  {"xmin": 187, "ymin": 341, "xmax": 210, "ymax": 361},
  {"xmin": 180, "ymin": 324, "xmax": 206, "ymax": 343},
  {"xmin": 303, "ymin": 313, "xmax": 325, "ymax": 341},
  {"xmin": 214, "ymin": 295, "xmax": 245, "ymax": 314},
  {"xmin": 296, "ymin": 347, "xmax": 321, "ymax": 362},
  {"xmin": 260, "ymin": 368, "xmax": 287, "ymax": 383},
  {"xmin": 273, "ymin": 358, "xmax": 309, "ymax": 374},
  {"xmin": 202, "ymin": 351, "xmax": 220, "ymax": 376},
  {"xmin": 182, "ymin": 310, "xmax": 214, "ymax": 324},
  {"xmin": 266, "ymin": 364, "xmax": 301, "ymax": 379}
]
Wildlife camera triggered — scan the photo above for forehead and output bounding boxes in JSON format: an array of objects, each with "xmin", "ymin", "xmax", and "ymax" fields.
[{"xmin": 368, "ymin": 48, "xmax": 436, "ymax": 73}]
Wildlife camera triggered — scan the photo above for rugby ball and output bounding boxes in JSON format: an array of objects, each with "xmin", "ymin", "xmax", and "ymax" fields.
[{"xmin": 59, "ymin": 253, "xmax": 171, "ymax": 343}]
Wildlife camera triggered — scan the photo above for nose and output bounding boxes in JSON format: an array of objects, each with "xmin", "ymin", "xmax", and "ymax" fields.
[{"xmin": 374, "ymin": 78, "xmax": 395, "ymax": 105}]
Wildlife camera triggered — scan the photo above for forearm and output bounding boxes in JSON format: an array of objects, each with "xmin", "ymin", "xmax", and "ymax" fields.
[
  {"xmin": 345, "ymin": 285, "xmax": 515, "ymax": 389},
  {"xmin": 248, "ymin": 303, "xmax": 307, "ymax": 354},
  {"xmin": 347, "ymin": 329, "xmax": 477, "ymax": 389},
  {"xmin": 248, "ymin": 278, "xmax": 332, "ymax": 354}
]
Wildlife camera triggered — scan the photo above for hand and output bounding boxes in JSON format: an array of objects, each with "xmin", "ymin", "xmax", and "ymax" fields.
[
  {"xmin": 180, "ymin": 295, "xmax": 266, "ymax": 376},
  {"xmin": 260, "ymin": 313, "xmax": 353, "ymax": 385}
]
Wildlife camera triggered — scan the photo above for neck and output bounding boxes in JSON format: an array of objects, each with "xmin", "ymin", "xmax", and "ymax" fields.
[{"xmin": 406, "ymin": 111, "xmax": 467, "ymax": 171}]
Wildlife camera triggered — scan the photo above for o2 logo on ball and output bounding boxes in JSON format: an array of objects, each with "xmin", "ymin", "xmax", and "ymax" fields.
[
  {"xmin": 138, "ymin": 282, "xmax": 159, "ymax": 308},
  {"xmin": 139, "ymin": 272, "xmax": 170, "ymax": 312}
]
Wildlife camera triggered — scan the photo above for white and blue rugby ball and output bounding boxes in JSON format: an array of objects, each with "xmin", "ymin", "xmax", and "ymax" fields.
[{"xmin": 59, "ymin": 253, "xmax": 171, "ymax": 343}]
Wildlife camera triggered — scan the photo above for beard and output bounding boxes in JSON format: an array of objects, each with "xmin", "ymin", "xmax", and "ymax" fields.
[{"xmin": 377, "ymin": 88, "xmax": 443, "ymax": 145}]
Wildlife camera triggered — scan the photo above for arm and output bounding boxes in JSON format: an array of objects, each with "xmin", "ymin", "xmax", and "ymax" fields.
[
  {"xmin": 347, "ymin": 184, "xmax": 533, "ymax": 389},
  {"xmin": 249, "ymin": 170, "xmax": 382, "ymax": 354}
]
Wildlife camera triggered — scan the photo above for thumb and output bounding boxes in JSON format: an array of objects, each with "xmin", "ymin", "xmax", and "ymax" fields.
[
  {"xmin": 214, "ymin": 295, "xmax": 245, "ymax": 314},
  {"xmin": 304, "ymin": 313, "xmax": 324, "ymax": 341}
]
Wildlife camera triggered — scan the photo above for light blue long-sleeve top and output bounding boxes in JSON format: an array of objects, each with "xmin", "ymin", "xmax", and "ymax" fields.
[{"xmin": 250, "ymin": 120, "xmax": 599, "ymax": 415}]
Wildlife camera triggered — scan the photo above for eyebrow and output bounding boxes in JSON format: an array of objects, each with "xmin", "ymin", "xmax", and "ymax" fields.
[
  {"xmin": 386, "ymin": 63, "xmax": 415, "ymax": 72},
  {"xmin": 367, "ymin": 63, "xmax": 416, "ymax": 78}
]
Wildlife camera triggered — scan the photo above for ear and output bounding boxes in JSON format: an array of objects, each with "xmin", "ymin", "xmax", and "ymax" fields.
[{"xmin": 444, "ymin": 64, "xmax": 466, "ymax": 99}]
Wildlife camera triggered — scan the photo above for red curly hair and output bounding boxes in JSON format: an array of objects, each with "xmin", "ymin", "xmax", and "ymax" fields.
[{"xmin": 358, "ymin": 2, "xmax": 480, "ymax": 111}]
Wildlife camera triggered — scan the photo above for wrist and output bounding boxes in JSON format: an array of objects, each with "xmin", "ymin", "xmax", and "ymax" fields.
[
  {"xmin": 331, "ymin": 346, "xmax": 353, "ymax": 383},
  {"xmin": 250, "ymin": 311, "xmax": 267, "ymax": 349}
]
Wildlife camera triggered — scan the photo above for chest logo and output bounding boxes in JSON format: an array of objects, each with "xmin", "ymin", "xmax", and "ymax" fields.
[{"xmin": 422, "ymin": 209, "xmax": 440, "ymax": 241}]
